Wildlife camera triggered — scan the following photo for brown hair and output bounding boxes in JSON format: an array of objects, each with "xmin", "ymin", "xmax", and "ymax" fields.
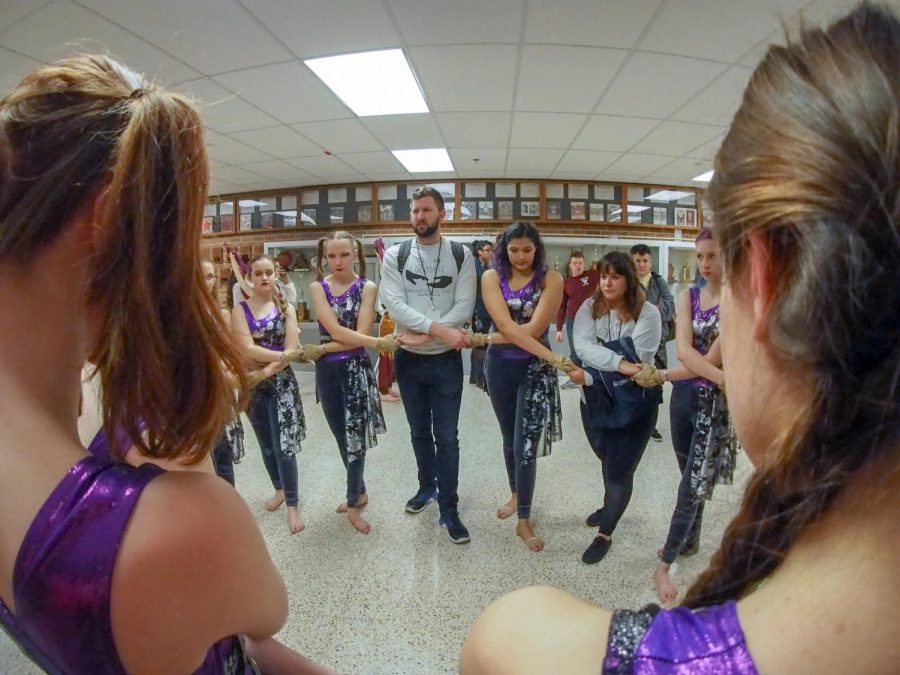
[
  {"xmin": 684, "ymin": 2, "xmax": 899, "ymax": 608},
  {"xmin": 248, "ymin": 253, "xmax": 288, "ymax": 315},
  {"xmin": 315, "ymin": 231, "xmax": 366, "ymax": 280},
  {"xmin": 590, "ymin": 251, "xmax": 645, "ymax": 322},
  {"xmin": 0, "ymin": 55, "xmax": 248, "ymax": 463},
  {"xmin": 410, "ymin": 185, "xmax": 445, "ymax": 210}
]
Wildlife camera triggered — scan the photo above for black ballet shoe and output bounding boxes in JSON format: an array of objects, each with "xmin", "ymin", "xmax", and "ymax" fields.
[{"xmin": 582, "ymin": 535, "xmax": 612, "ymax": 564}]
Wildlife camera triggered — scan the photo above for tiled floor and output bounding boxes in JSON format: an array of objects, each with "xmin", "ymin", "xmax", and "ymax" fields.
[{"xmin": 1, "ymin": 370, "xmax": 751, "ymax": 675}]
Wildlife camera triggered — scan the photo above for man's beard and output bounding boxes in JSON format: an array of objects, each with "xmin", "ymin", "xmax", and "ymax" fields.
[{"xmin": 413, "ymin": 218, "xmax": 440, "ymax": 239}]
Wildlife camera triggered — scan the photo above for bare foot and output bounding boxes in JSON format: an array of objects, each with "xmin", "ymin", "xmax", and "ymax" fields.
[
  {"xmin": 265, "ymin": 490, "xmax": 285, "ymax": 512},
  {"xmin": 388, "ymin": 388, "xmax": 400, "ymax": 397},
  {"xmin": 347, "ymin": 507, "xmax": 371, "ymax": 534},
  {"xmin": 380, "ymin": 393, "xmax": 400, "ymax": 402},
  {"xmin": 336, "ymin": 493, "xmax": 369, "ymax": 513},
  {"xmin": 496, "ymin": 494, "xmax": 517, "ymax": 519},
  {"xmin": 653, "ymin": 562, "xmax": 678, "ymax": 603},
  {"xmin": 516, "ymin": 519, "xmax": 544, "ymax": 552},
  {"xmin": 286, "ymin": 506, "xmax": 305, "ymax": 535}
]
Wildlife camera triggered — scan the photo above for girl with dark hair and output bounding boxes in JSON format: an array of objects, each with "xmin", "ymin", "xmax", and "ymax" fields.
[
  {"xmin": 478, "ymin": 222, "xmax": 564, "ymax": 551},
  {"xmin": 0, "ymin": 55, "xmax": 331, "ymax": 673},
  {"xmin": 565, "ymin": 251, "xmax": 662, "ymax": 564},
  {"xmin": 462, "ymin": 4, "xmax": 899, "ymax": 673},
  {"xmin": 232, "ymin": 253, "xmax": 308, "ymax": 534},
  {"xmin": 640, "ymin": 229, "xmax": 739, "ymax": 602},
  {"xmin": 310, "ymin": 231, "xmax": 399, "ymax": 534}
]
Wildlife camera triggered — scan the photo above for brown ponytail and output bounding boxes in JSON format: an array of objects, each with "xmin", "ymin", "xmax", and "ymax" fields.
[
  {"xmin": 1, "ymin": 55, "xmax": 248, "ymax": 463},
  {"xmin": 315, "ymin": 238, "xmax": 327, "ymax": 280},
  {"xmin": 684, "ymin": 2, "xmax": 899, "ymax": 608}
]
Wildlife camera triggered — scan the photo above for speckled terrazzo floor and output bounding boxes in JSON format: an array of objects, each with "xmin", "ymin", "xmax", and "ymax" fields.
[{"xmin": 1, "ymin": 356, "xmax": 752, "ymax": 675}]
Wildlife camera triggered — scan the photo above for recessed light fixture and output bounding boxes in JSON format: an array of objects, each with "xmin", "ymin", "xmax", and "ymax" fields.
[
  {"xmin": 645, "ymin": 190, "xmax": 693, "ymax": 202},
  {"xmin": 692, "ymin": 170, "xmax": 714, "ymax": 182},
  {"xmin": 392, "ymin": 148, "xmax": 454, "ymax": 173},
  {"xmin": 305, "ymin": 49, "xmax": 428, "ymax": 117}
]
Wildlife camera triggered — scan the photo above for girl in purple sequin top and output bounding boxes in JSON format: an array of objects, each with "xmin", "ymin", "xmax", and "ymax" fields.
[
  {"xmin": 461, "ymin": 5, "xmax": 899, "ymax": 673},
  {"xmin": 0, "ymin": 56, "xmax": 331, "ymax": 673},
  {"xmin": 309, "ymin": 231, "xmax": 390, "ymax": 535},
  {"xmin": 480, "ymin": 222, "xmax": 565, "ymax": 552}
]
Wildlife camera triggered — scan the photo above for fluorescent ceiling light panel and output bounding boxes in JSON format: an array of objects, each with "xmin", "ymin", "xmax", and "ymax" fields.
[
  {"xmin": 692, "ymin": 170, "xmax": 714, "ymax": 182},
  {"xmin": 392, "ymin": 148, "xmax": 454, "ymax": 173},
  {"xmin": 645, "ymin": 190, "xmax": 692, "ymax": 202},
  {"xmin": 305, "ymin": 49, "xmax": 428, "ymax": 117}
]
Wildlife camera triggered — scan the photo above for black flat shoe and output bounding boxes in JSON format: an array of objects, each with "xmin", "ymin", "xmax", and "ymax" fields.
[{"xmin": 582, "ymin": 535, "xmax": 612, "ymax": 564}]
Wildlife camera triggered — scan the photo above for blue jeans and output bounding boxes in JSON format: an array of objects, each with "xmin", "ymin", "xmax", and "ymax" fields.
[
  {"xmin": 248, "ymin": 383, "xmax": 299, "ymax": 507},
  {"xmin": 580, "ymin": 401, "xmax": 658, "ymax": 536},
  {"xmin": 395, "ymin": 349, "xmax": 463, "ymax": 516},
  {"xmin": 316, "ymin": 358, "xmax": 367, "ymax": 508},
  {"xmin": 486, "ymin": 354, "xmax": 537, "ymax": 519},
  {"xmin": 660, "ymin": 383, "xmax": 705, "ymax": 562}
]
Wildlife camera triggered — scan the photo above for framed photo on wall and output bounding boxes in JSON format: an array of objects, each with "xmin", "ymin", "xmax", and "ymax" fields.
[
  {"xmin": 461, "ymin": 201, "xmax": 477, "ymax": 220},
  {"xmin": 589, "ymin": 203, "xmax": 604, "ymax": 221},
  {"xmin": 570, "ymin": 201, "xmax": 586, "ymax": 220},
  {"xmin": 497, "ymin": 200, "xmax": 513, "ymax": 219},
  {"xmin": 478, "ymin": 201, "xmax": 494, "ymax": 219},
  {"xmin": 520, "ymin": 201, "xmax": 539, "ymax": 217},
  {"xmin": 653, "ymin": 207, "xmax": 668, "ymax": 225},
  {"xmin": 379, "ymin": 203, "xmax": 395, "ymax": 222}
]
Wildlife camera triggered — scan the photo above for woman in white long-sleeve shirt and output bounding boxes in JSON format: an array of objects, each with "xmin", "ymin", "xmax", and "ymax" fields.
[{"xmin": 567, "ymin": 251, "xmax": 661, "ymax": 564}]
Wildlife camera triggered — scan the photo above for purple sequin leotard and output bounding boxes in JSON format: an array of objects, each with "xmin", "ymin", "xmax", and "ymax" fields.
[
  {"xmin": 0, "ymin": 456, "xmax": 258, "ymax": 674},
  {"xmin": 604, "ymin": 601, "xmax": 757, "ymax": 673}
]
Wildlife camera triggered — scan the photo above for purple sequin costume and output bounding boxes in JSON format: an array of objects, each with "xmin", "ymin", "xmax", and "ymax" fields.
[
  {"xmin": 316, "ymin": 276, "xmax": 385, "ymax": 459},
  {"xmin": 487, "ymin": 274, "xmax": 562, "ymax": 458},
  {"xmin": 604, "ymin": 601, "xmax": 757, "ymax": 674},
  {"xmin": 684, "ymin": 287, "xmax": 739, "ymax": 500},
  {"xmin": 0, "ymin": 456, "xmax": 258, "ymax": 674}
]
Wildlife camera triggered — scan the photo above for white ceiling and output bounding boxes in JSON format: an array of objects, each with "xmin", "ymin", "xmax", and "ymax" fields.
[{"xmin": 0, "ymin": 0, "xmax": 870, "ymax": 197}]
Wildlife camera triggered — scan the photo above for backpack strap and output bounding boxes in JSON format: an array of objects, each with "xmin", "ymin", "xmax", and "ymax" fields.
[
  {"xmin": 397, "ymin": 238, "xmax": 464, "ymax": 274},
  {"xmin": 396, "ymin": 239, "xmax": 413, "ymax": 274}
]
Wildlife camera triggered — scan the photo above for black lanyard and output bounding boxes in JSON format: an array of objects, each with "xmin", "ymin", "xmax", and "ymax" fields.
[{"xmin": 414, "ymin": 237, "xmax": 443, "ymax": 311}]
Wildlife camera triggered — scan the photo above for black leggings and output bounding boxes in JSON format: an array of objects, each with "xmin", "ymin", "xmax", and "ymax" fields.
[{"xmin": 580, "ymin": 402, "xmax": 658, "ymax": 536}]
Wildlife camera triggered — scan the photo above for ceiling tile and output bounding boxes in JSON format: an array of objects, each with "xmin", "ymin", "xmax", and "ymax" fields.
[
  {"xmin": 637, "ymin": 0, "xmax": 808, "ymax": 63},
  {"xmin": 77, "ymin": 0, "xmax": 294, "ymax": 75},
  {"xmin": 573, "ymin": 115, "xmax": 661, "ymax": 152},
  {"xmin": 313, "ymin": 173, "xmax": 368, "ymax": 184},
  {"xmin": 214, "ymin": 165, "xmax": 271, "ymax": 186},
  {"xmin": 596, "ymin": 52, "xmax": 727, "ymax": 118},
  {"xmin": 525, "ymin": 0, "xmax": 662, "ymax": 49},
  {"xmin": 594, "ymin": 172, "xmax": 644, "ymax": 183},
  {"xmin": 212, "ymin": 61, "xmax": 352, "ymax": 125},
  {"xmin": 208, "ymin": 179, "xmax": 243, "ymax": 197},
  {"xmin": 339, "ymin": 151, "xmax": 407, "ymax": 174},
  {"xmin": 670, "ymin": 65, "xmax": 754, "ymax": 126},
  {"xmin": 240, "ymin": 0, "xmax": 401, "ymax": 59},
  {"xmin": 174, "ymin": 78, "xmax": 280, "ymax": 133},
  {"xmin": 228, "ymin": 126, "xmax": 323, "ymax": 159},
  {"xmin": 515, "ymin": 45, "xmax": 628, "ymax": 113},
  {"xmin": 411, "ymin": 45, "xmax": 518, "ymax": 112},
  {"xmin": 364, "ymin": 172, "xmax": 414, "ymax": 182},
  {"xmin": 389, "ymin": 0, "xmax": 523, "ymax": 45},
  {"xmin": 684, "ymin": 134, "xmax": 724, "ymax": 161},
  {"xmin": 506, "ymin": 149, "xmax": 566, "ymax": 172},
  {"xmin": 647, "ymin": 156, "xmax": 712, "ymax": 179},
  {"xmin": 630, "ymin": 121, "xmax": 725, "ymax": 155},
  {"xmin": 510, "ymin": 113, "xmax": 587, "ymax": 149},
  {"xmin": 0, "ymin": 0, "xmax": 51, "ymax": 33},
  {"xmin": 0, "ymin": 47, "xmax": 42, "ymax": 91},
  {"xmin": 550, "ymin": 170, "xmax": 606, "ymax": 181},
  {"xmin": 603, "ymin": 153, "xmax": 675, "ymax": 175},
  {"xmin": 236, "ymin": 159, "xmax": 317, "ymax": 183},
  {"xmin": 0, "ymin": 0, "xmax": 201, "ymax": 84},
  {"xmin": 292, "ymin": 119, "xmax": 384, "ymax": 154},
  {"xmin": 449, "ymin": 148, "xmax": 508, "ymax": 172},
  {"xmin": 361, "ymin": 114, "xmax": 446, "ymax": 150},
  {"xmin": 206, "ymin": 133, "xmax": 274, "ymax": 164},
  {"xmin": 437, "ymin": 113, "xmax": 512, "ymax": 148},
  {"xmin": 287, "ymin": 155, "xmax": 357, "ymax": 178},
  {"xmin": 555, "ymin": 150, "xmax": 620, "ymax": 174}
]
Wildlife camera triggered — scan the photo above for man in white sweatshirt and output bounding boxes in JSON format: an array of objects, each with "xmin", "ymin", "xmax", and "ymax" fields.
[{"xmin": 380, "ymin": 186, "xmax": 476, "ymax": 544}]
